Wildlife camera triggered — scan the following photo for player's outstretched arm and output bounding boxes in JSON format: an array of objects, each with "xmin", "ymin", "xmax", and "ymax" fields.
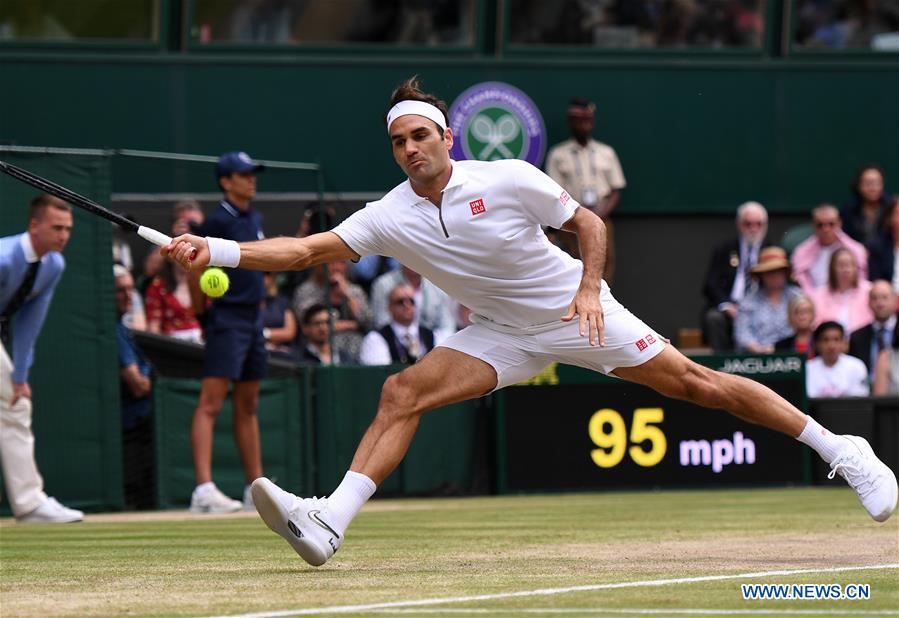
[{"xmin": 162, "ymin": 231, "xmax": 358, "ymax": 272}]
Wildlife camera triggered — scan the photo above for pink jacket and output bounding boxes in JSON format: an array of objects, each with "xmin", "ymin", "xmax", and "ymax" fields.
[
  {"xmin": 810, "ymin": 279, "xmax": 874, "ymax": 334},
  {"xmin": 791, "ymin": 230, "xmax": 868, "ymax": 294}
]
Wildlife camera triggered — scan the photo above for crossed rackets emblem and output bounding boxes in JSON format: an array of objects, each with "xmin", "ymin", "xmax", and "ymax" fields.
[{"xmin": 470, "ymin": 112, "xmax": 520, "ymax": 159}]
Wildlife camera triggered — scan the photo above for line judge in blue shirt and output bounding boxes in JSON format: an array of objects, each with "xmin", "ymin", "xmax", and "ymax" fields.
[
  {"xmin": 188, "ymin": 152, "xmax": 268, "ymax": 514},
  {"xmin": 0, "ymin": 194, "xmax": 83, "ymax": 523}
]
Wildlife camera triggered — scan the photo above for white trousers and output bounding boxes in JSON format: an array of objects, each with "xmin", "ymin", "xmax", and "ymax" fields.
[{"xmin": 0, "ymin": 346, "xmax": 47, "ymax": 517}]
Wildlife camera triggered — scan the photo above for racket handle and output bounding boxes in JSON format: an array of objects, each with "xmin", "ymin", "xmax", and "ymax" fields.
[
  {"xmin": 137, "ymin": 226, "xmax": 172, "ymax": 247},
  {"xmin": 138, "ymin": 226, "xmax": 197, "ymax": 260}
]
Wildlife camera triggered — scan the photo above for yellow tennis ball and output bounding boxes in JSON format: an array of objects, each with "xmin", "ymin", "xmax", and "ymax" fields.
[{"xmin": 200, "ymin": 267, "xmax": 230, "ymax": 298}]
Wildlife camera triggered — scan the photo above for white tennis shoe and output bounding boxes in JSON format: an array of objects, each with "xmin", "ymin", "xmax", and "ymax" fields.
[
  {"xmin": 242, "ymin": 484, "xmax": 255, "ymax": 511},
  {"xmin": 251, "ymin": 477, "xmax": 341, "ymax": 567},
  {"xmin": 17, "ymin": 497, "xmax": 83, "ymax": 524},
  {"xmin": 189, "ymin": 484, "xmax": 242, "ymax": 514},
  {"xmin": 828, "ymin": 435, "xmax": 898, "ymax": 522}
]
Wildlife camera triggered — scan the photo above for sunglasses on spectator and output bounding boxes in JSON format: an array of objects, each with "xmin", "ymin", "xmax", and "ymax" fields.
[
  {"xmin": 814, "ymin": 221, "xmax": 838, "ymax": 228},
  {"xmin": 391, "ymin": 297, "xmax": 416, "ymax": 306}
]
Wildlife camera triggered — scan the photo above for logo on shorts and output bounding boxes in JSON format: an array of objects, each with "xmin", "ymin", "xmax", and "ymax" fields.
[
  {"xmin": 635, "ymin": 339, "xmax": 648, "ymax": 352},
  {"xmin": 469, "ymin": 198, "xmax": 486, "ymax": 215},
  {"xmin": 560, "ymin": 191, "xmax": 570, "ymax": 206},
  {"xmin": 449, "ymin": 82, "xmax": 547, "ymax": 166}
]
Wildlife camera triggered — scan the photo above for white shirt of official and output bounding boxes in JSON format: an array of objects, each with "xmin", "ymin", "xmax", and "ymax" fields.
[
  {"xmin": 805, "ymin": 354, "xmax": 870, "ymax": 398},
  {"xmin": 333, "ymin": 159, "xmax": 583, "ymax": 331}
]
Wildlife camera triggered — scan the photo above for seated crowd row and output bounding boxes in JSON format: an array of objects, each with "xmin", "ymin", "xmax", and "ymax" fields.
[{"xmin": 701, "ymin": 164, "xmax": 898, "ymax": 397}]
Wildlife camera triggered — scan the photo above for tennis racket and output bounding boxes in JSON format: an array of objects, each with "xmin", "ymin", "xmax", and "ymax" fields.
[{"xmin": 0, "ymin": 159, "xmax": 195, "ymax": 257}]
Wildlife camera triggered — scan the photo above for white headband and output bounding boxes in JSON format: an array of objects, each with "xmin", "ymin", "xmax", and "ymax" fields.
[{"xmin": 386, "ymin": 100, "xmax": 447, "ymax": 133}]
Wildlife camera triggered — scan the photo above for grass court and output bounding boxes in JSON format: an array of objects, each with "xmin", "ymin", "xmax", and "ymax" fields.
[{"xmin": 1, "ymin": 487, "xmax": 897, "ymax": 617}]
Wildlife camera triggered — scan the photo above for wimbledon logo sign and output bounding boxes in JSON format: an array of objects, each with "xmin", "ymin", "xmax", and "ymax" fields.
[{"xmin": 449, "ymin": 82, "xmax": 547, "ymax": 167}]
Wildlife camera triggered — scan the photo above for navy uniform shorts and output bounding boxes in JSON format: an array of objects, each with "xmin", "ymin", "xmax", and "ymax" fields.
[{"xmin": 203, "ymin": 304, "xmax": 268, "ymax": 381}]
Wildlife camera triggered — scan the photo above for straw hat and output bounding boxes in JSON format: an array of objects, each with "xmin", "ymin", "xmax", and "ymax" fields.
[{"xmin": 750, "ymin": 246, "xmax": 791, "ymax": 274}]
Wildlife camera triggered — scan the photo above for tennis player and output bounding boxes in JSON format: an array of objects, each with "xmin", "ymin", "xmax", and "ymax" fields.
[{"xmin": 163, "ymin": 77, "xmax": 898, "ymax": 566}]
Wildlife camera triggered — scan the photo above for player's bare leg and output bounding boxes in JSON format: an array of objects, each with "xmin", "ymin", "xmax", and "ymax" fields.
[
  {"xmin": 612, "ymin": 345, "xmax": 806, "ymax": 436},
  {"xmin": 252, "ymin": 347, "xmax": 498, "ymax": 565},
  {"xmin": 349, "ymin": 347, "xmax": 498, "ymax": 484},
  {"xmin": 614, "ymin": 345, "xmax": 897, "ymax": 522}
]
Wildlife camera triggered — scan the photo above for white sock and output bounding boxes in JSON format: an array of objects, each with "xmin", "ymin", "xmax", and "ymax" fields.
[
  {"xmin": 797, "ymin": 415, "xmax": 849, "ymax": 464},
  {"xmin": 327, "ymin": 471, "xmax": 376, "ymax": 534},
  {"xmin": 195, "ymin": 481, "xmax": 216, "ymax": 495}
]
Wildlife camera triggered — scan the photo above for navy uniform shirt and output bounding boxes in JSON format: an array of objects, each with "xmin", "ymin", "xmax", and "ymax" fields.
[{"xmin": 201, "ymin": 200, "xmax": 265, "ymax": 327}]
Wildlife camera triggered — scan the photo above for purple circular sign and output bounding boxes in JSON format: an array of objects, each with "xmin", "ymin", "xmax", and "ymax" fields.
[{"xmin": 449, "ymin": 81, "xmax": 547, "ymax": 167}]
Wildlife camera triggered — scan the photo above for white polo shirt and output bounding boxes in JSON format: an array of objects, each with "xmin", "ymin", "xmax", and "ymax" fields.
[
  {"xmin": 332, "ymin": 159, "xmax": 584, "ymax": 330},
  {"xmin": 805, "ymin": 354, "xmax": 869, "ymax": 398}
]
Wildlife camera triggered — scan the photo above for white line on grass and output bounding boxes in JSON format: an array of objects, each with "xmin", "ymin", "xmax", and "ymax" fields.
[
  {"xmin": 367, "ymin": 609, "xmax": 899, "ymax": 615},
  {"xmin": 213, "ymin": 563, "xmax": 899, "ymax": 618}
]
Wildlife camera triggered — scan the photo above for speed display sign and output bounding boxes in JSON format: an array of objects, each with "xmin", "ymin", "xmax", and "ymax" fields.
[{"xmin": 496, "ymin": 355, "xmax": 808, "ymax": 492}]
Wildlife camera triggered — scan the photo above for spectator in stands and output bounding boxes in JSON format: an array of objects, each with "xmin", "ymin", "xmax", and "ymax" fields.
[
  {"xmin": 806, "ymin": 321, "xmax": 869, "ymax": 398},
  {"xmin": 1, "ymin": 194, "xmax": 82, "ymax": 523},
  {"xmin": 110, "ymin": 212, "xmax": 147, "ymax": 332},
  {"xmin": 111, "ymin": 216, "xmax": 134, "ymax": 273},
  {"xmin": 734, "ymin": 246, "xmax": 801, "ymax": 353},
  {"xmin": 371, "ymin": 265, "xmax": 455, "ymax": 340},
  {"xmin": 279, "ymin": 205, "xmax": 336, "ymax": 298},
  {"xmin": 172, "ymin": 199, "xmax": 205, "ymax": 235},
  {"xmin": 144, "ymin": 200, "xmax": 205, "ymax": 284},
  {"xmin": 873, "ymin": 326, "xmax": 899, "ymax": 395},
  {"xmin": 868, "ymin": 197, "xmax": 899, "ymax": 289},
  {"xmin": 791, "ymin": 204, "xmax": 867, "ymax": 295},
  {"xmin": 114, "ymin": 265, "xmax": 155, "ymax": 510},
  {"xmin": 298, "ymin": 303, "xmax": 355, "ymax": 365},
  {"xmin": 119, "ymin": 267, "xmax": 148, "ymax": 332},
  {"xmin": 350, "ymin": 255, "xmax": 401, "ymax": 295},
  {"xmin": 702, "ymin": 201, "xmax": 770, "ymax": 351},
  {"xmin": 292, "ymin": 260, "xmax": 371, "ymax": 362},
  {"xmin": 189, "ymin": 151, "xmax": 267, "ymax": 514},
  {"xmin": 546, "ymin": 97, "xmax": 626, "ymax": 280},
  {"xmin": 359, "ymin": 283, "xmax": 440, "ymax": 365},
  {"xmin": 261, "ymin": 272, "xmax": 298, "ymax": 361},
  {"xmin": 145, "ymin": 260, "xmax": 204, "ymax": 343},
  {"xmin": 848, "ymin": 280, "xmax": 897, "ymax": 381},
  {"xmin": 841, "ymin": 164, "xmax": 893, "ymax": 247},
  {"xmin": 775, "ymin": 294, "xmax": 816, "ymax": 357},
  {"xmin": 810, "ymin": 248, "xmax": 873, "ymax": 334}
]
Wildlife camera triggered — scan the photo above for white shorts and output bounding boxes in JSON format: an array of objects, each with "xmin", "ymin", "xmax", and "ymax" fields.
[{"xmin": 437, "ymin": 287, "xmax": 666, "ymax": 391}]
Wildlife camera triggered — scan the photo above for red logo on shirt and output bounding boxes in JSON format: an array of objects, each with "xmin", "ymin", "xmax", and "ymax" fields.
[
  {"xmin": 635, "ymin": 339, "xmax": 648, "ymax": 352},
  {"xmin": 469, "ymin": 198, "xmax": 486, "ymax": 215},
  {"xmin": 560, "ymin": 191, "xmax": 570, "ymax": 206},
  {"xmin": 646, "ymin": 334, "xmax": 656, "ymax": 345}
]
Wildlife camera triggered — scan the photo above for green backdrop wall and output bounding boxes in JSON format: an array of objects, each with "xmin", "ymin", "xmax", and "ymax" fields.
[
  {"xmin": 1, "ymin": 55, "xmax": 897, "ymax": 213},
  {"xmin": 153, "ymin": 376, "xmax": 310, "ymax": 508},
  {"xmin": 314, "ymin": 365, "xmax": 481, "ymax": 495},
  {"xmin": 0, "ymin": 153, "xmax": 122, "ymax": 512}
]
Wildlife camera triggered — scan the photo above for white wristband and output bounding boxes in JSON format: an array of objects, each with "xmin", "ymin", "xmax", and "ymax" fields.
[{"xmin": 206, "ymin": 237, "xmax": 240, "ymax": 268}]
